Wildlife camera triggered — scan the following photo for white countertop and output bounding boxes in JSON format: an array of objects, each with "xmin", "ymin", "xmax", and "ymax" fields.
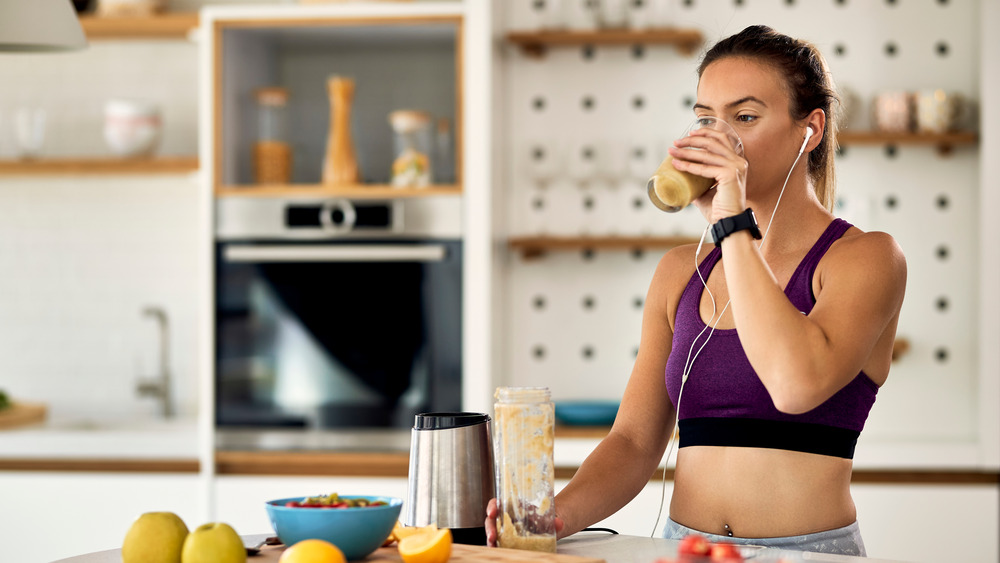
[{"xmin": 0, "ymin": 416, "xmax": 200, "ymax": 459}]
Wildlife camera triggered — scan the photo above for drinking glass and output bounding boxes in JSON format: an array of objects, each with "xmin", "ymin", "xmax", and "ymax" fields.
[
  {"xmin": 14, "ymin": 107, "xmax": 47, "ymax": 159},
  {"xmin": 566, "ymin": 140, "xmax": 598, "ymax": 189},
  {"xmin": 524, "ymin": 139, "xmax": 563, "ymax": 190},
  {"xmin": 647, "ymin": 116, "xmax": 743, "ymax": 212}
]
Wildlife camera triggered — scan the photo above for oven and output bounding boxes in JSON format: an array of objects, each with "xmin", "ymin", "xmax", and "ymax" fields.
[{"xmin": 214, "ymin": 196, "xmax": 462, "ymax": 433}]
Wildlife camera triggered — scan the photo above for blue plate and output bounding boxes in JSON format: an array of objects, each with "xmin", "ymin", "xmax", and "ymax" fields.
[{"xmin": 554, "ymin": 400, "xmax": 620, "ymax": 426}]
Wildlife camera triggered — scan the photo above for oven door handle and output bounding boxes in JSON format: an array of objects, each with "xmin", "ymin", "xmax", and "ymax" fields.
[{"xmin": 223, "ymin": 244, "xmax": 448, "ymax": 263}]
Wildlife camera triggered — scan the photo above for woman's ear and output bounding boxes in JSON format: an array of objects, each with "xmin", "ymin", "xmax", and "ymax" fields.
[{"xmin": 804, "ymin": 109, "xmax": 826, "ymax": 153}]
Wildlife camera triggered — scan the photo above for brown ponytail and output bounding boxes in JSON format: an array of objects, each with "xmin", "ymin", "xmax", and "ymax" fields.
[{"xmin": 698, "ymin": 25, "xmax": 840, "ymax": 211}]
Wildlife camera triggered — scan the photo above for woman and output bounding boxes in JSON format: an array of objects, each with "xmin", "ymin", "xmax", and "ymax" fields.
[{"xmin": 487, "ymin": 25, "xmax": 906, "ymax": 556}]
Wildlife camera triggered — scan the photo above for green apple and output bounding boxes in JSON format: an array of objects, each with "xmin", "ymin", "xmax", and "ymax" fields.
[
  {"xmin": 181, "ymin": 522, "xmax": 246, "ymax": 563},
  {"xmin": 122, "ymin": 511, "xmax": 189, "ymax": 563}
]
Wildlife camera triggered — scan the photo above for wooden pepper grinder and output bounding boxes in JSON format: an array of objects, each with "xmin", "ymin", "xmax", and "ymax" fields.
[{"xmin": 322, "ymin": 76, "xmax": 360, "ymax": 185}]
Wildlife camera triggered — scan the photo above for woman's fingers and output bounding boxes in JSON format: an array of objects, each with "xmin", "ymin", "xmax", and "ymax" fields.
[
  {"xmin": 674, "ymin": 127, "xmax": 741, "ymax": 156},
  {"xmin": 485, "ymin": 498, "xmax": 498, "ymax": 547},
  {"xmin": 669, "ymin": 127, "xmax": 748, "ymax": 220}
]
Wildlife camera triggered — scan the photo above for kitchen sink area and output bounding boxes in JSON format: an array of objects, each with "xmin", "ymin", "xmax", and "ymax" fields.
[{"xmin": 0, "ymin": 415, "xmax": 200, "ymax": 460}]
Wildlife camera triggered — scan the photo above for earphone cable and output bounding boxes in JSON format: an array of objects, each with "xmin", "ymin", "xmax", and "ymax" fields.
[{"xmin": 648, "ymin": 144, "xmax": 806, "ymax": 538}]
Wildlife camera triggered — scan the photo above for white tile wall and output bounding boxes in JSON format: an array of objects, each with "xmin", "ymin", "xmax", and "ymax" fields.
[
  {"xmin": 0, "ymin": 3, "xmax": 216, "ymax": 420},
  {"xmin": 0, "ymin": 175, "xmax": 201, "ymax": 420}
]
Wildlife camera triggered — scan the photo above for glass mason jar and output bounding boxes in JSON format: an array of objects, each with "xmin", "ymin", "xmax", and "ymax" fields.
[
  {"xmin": 253, "ymin": 87, "xmax": 291, "ymax": 184},
  {"xmin": 389, "ymin": 110, "xmax": 432, "ymax": 187},
  {"xmin": 493, "ymin": 386, "xmax": 557, "ymax": 552}
]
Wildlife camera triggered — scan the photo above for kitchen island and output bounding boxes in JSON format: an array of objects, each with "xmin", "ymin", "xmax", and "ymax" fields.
[{"xmin": 54, "ymin": 532, "xmax": 906, "ymax": 563}]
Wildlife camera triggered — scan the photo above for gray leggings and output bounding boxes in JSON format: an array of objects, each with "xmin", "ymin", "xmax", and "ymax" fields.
[{"xmin": 663, "ymin": 518, "xmax": 867, "ymax": 557}]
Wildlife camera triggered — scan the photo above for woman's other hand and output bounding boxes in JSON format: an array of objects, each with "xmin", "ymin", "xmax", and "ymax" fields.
[
  {"xmin": 485, "ymin": 498, "xmax": 566, "ymax": 547},
  {"xmin": 485, "ymin": 498, "xmax": 499, "ymax": 547}
]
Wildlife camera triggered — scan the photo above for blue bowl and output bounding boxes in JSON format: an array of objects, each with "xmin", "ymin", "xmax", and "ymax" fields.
[
  {"xmin": 554, "ymin": 400, "xmax": 620, "ymax": 426},
  {"xmin": 265, "ymin": 495, "xmax": 403, "ymax": 559}
]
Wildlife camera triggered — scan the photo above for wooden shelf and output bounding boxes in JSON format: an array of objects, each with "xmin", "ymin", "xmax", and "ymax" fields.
[
  {"xmin": 837, "ymin": 130, "xmax": 978, "ymax": 155},
  {"xmin": 506, "ymin": 27, "xmax": 704, "ymax": 57},
  {"xmin": 79, "ymin": 12, "xmax": 199, "ymax": 40},
  {"xmin": 215, "ymin": 184, "xmax": 462, "ymax": 199},
  {"xmin": 509, "ymin": 235, "xmax": 700, "ymax": 259},
  {"xmin": 0, "ymin": 156, "xmax": 199, "ymax": 176}
]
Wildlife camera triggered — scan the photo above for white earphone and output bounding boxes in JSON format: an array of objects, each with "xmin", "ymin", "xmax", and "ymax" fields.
[{"xmin": 799, "ymin": 126, "xmax": 815, "ymax": 155}]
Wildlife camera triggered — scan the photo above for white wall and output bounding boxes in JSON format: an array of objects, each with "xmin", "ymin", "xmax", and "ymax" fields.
[
  {"xmin": 0, "ymin": 37, "xmax": 201, "ymax": 421},
  {"xmin": 500, "ymin": 0, "xmax": 994, "ymax": 471}
]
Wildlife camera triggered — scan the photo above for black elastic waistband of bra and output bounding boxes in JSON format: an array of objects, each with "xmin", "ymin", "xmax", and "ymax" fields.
[{"xmin": 679, "ymin": 417, "xmax": 860, "ymax": 459}]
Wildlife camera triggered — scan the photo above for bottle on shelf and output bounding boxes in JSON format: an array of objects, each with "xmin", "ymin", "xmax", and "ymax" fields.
[
  {"xmin": 435, "ymin": 116, "xmax": 454, "ymax": 184},
  {"xmin": 253, "ymin": 87, "xmax": 292, "ymax": 185}
]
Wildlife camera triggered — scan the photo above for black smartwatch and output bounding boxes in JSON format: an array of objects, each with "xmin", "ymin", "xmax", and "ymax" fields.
[{"xmin": 712, "ymin": 208, "xmax": 762, "ymax": 247}]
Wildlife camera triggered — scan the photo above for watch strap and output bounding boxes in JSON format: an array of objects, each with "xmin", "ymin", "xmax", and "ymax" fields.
[{"xmin": 712, "ymin": 208, "xmax": 762, "ymax": 247}]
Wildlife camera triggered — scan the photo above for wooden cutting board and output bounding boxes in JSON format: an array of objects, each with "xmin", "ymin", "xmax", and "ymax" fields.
[
  {"xmin": 0, "ymin": 403, "xmax": 47, "ymax": 430},
  {"xmin": 253, "ymin": 543, "xmax": 606, "ymax": 563}
]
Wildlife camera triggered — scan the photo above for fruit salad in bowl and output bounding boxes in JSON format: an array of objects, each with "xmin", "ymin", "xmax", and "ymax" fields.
[{"xmin": 265, "ymin": 493, "xmax": 402, "ymax": 560}]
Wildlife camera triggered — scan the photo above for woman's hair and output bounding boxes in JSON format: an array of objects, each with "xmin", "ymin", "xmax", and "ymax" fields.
[{"xmin": 698, "ymin": 25, "xmax": 840, "ymax": 211}]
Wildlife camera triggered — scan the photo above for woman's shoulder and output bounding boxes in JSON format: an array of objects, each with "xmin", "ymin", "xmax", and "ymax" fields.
[
  {"xmin": 646, "ymin": 242, "xmax": 708, "ymax": 310},
  {"xmin": 654, "ymin": 241, "xmax": 709, "ymax": 283},
  {"xmin": 835, "ymin": 223, "xmax": 905, "ymax": 262},
  {"xmin": 824, "ymin": 222, "xmax": 907, "ymax": 285}
]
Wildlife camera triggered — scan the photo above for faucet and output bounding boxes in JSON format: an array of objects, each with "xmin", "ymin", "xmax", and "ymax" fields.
[{"xmin": 136, "ymin": 306, "xmax": 174, "ymax": 418}]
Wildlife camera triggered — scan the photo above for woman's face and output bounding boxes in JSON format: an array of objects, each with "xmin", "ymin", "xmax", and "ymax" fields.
[{"xmin": 695, "ymin": 56, "xmax": 804, "ymax": 201}]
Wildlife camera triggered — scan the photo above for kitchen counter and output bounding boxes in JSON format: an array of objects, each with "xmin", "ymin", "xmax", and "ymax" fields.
[
  {"xmin": 52, "ymin": 532, "xmax": 908, "ymax": 563},
  {"xmin": 0, "ymin": 416, "xmax": 199, "ymax": 471},
  {"xmin": 4, "ymin": 421, "xmax": 995, "ymax": 485}
]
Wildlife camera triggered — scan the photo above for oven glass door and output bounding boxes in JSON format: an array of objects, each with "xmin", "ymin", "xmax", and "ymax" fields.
[{"xmin": 215, "ymin": 239, "xmax": 462, "ymax": 429}]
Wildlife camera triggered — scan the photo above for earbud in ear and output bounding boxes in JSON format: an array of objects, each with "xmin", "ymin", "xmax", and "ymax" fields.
[{"xmin": 799, "ymin": 126, "xmax": 815, "ymax": 154}]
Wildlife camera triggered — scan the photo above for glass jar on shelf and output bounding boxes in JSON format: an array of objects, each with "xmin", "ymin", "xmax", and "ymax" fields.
[
  {"xmin": 253, "ymin": 87, "xmax": 292, "ymax": 185},
  {"xmin": 389, "ymin": 110, "xmax": 432, "ymax": 187},
  {"xmin": 493, "ymin": 386, "xmax": 557, "ymax": 553}
]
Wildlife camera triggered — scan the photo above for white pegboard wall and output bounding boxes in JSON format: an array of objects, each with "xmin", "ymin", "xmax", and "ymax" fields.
[{"xmin": 501, "ymin": 0, "xmax": 982, "ymax": 459}]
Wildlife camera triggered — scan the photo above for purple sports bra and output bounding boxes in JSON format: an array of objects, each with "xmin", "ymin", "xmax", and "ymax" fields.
[{"xmin": 664, "ymin": 218, "xmax": 878, "ymax": 459}]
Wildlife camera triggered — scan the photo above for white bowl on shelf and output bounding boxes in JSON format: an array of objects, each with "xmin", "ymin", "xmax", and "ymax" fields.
[{"xmin": 103, "ymin": 99, "xmax": 162, "ymax": 158}]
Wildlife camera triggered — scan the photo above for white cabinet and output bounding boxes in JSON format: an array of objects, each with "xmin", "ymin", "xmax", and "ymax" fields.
[
  {"xmin": 854, "ymin": 483, "xmax": 999, "ymax": 563},
  {"xmin": 0, "ymin": 472, "xmax": 201, "ymax": 563}
]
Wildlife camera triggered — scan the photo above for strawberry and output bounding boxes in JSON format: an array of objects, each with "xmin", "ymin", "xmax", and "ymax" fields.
[
  {"xmin": 677, "ymin": 534, "xmax": 711, "ymax": 557},
  {"xmin": 709, "ymin": 542, "xmax": 743, "ymax": 562}
]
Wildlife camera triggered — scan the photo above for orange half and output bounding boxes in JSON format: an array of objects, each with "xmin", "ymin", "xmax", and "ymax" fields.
[{"xmin": 397, "ymin": 528, "xmax": 452, "ymax": 563}]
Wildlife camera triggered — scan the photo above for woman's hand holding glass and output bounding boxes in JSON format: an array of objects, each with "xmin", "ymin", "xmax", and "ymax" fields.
[
  {"xmin": 667, "ymin": 119, "xmax": 748, "ymax": 224},
  {"xmin": 485, "ymin": 498, "xmax": 565, "ymax": 548}
]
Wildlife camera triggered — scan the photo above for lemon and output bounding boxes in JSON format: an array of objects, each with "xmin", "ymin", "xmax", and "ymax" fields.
[
  {"xmin": 279, "ymin": 539, "xmax": 346, "ymax": 563},
  {"xmin": 398, "ymin": 528, "xmax": 452, "ymax": 563}
]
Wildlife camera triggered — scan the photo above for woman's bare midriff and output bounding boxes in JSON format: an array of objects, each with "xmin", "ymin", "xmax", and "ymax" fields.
[{"xmin": 669, "ymin": 445, "xmax": 857, "ymax": 538}]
